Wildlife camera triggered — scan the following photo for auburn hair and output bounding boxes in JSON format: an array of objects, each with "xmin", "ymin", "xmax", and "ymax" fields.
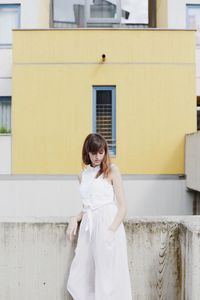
[{"xmin": 82, "ymin": 133, "xmax": 111, "ymax": 178}]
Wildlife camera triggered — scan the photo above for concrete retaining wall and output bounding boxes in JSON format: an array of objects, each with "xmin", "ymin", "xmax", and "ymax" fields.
[{"xmin": 0, "ymin": 216, "xmax": 200, "ymax": 299}]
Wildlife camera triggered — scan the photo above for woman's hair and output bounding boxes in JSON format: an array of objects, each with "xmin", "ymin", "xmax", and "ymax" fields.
[{"xmin": 82, "ymin": 133, "xmax": 111, "ymax": 178}]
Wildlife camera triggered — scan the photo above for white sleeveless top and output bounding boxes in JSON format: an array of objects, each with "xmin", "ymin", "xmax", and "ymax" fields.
[
  {"xmin": 79, "ymin": 164, "xmax": 116, "ymax": 241},
  {"xmin": 79, "ymin": 164, "xmax": 116, "ymax": 209}
]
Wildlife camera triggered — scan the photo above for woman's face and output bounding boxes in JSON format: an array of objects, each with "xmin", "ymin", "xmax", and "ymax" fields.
[{"xmin": 89, "ymin": 149, "xmax": 105, "ymax": 167}]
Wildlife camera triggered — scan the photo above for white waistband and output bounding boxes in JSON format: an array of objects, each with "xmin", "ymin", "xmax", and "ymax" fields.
[{"xmin": 82, "ymin": 202, "xmax": 115, "ymax": 241}]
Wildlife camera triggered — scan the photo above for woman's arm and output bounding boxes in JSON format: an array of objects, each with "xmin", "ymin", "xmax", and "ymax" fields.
[
  {"xmin": 72, "ymin": 210, "xmax": 84, "ymax": 222},
  {"xmin": 108, "ymin": 164, "xmax": 127, "ymax": 232}
]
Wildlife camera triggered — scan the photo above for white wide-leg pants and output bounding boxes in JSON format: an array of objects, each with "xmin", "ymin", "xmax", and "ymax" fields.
[{"xmin": 67, "ymin": 203, "xmax": 133, "ymax": 300}]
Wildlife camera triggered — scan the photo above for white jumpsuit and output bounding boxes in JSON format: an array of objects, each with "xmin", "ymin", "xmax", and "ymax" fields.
[{"xmin": 67, "ymin": 164, "xmax": 133, "ymax": 300}]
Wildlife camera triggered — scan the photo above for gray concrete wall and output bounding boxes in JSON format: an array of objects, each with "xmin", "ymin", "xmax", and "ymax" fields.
[
  {"xmin": 185, "ymin": 131, "xmax": 200, "ymax": 192},
  {"xmin": 0, "ymin": 216, "xmax": 200, "ymax": 300}
]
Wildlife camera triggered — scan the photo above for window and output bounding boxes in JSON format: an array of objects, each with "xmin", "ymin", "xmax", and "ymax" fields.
[
  {"xmin": 52, "ymin": 0, "xmax": 148, "ymax": 28},
  {"xmin": 186, "ymin": 4, "xmax": 200, "ymax": 47},
  {"xmin": 93, "ymin": 86, "xmax": 116, "ymax": 155},
  {"xmin": 197, "ymin": 96, "xmax": 200, "ymax": 131},
  {"xmin": 85, "ymin": 0, "xmax": 121, "ymax": 24},
  {"xmin": 0, "ymin": 4, "xmax": 20, "ymax": 47},
  {"xmin": 0, "ymin": 97, "xmax": 11, "ymax": 134}
]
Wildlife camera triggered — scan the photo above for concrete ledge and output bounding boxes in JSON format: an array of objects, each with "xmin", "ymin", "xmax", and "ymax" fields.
[
  {"xmin": 185, "ymin": 131, "xmax": 200, "ymax": 192},
  {"xmin": 0, "ymin": 216, "xmax": 200, "ymax": 299}
]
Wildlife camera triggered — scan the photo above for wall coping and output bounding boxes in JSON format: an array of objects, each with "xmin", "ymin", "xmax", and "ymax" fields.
[{"xmin": 0, "ymin": 216, "xmax": 199, "ymax": 232}]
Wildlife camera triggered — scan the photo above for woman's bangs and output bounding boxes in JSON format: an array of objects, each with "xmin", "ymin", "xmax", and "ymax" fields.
[{"xmin": 88, "ymin": 140, "xmax": 105, "ymax": 154}]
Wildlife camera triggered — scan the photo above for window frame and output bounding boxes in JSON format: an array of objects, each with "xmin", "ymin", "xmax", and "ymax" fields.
[
  {"xmin": 186, "ymin": 3, "xmax": 200, "ymax": 26},
  {"xmin": 0, "ymin": 3, "xmax": 21, "ymax": 48},
  {"xmin": 92, "ymin": 85, "xmax": 116, "ymax": 156},
  {"xmin": 0, "ymin": 96, "xmax": 11, "ymax": 134},
  {"xmin": 197, "ymin": 106, "xmax": 200, "ymax": 131},
  {"xmin": 186, "ymin": 4, "xmax": 200, "ymax": 47}
]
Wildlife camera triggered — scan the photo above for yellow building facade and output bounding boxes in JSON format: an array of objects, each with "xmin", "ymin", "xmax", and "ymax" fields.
[{"xmin": 12, "ymin": 29, "xmax": 196, "ymax": 174}]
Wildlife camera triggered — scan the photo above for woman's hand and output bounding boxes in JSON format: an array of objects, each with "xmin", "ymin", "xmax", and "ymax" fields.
[
  {"xmin": 108, "ymin": 224, "xmax": 116, "ymax": 232},
  {"xmin": 67, "ymin": 216, "xmax": 78, "ymax": 241}
]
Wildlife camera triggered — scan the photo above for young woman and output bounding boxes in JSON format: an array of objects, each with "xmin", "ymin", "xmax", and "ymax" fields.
[{"xmin": 66, "ymin": 133, "xmax": 132, "ymax": 300}]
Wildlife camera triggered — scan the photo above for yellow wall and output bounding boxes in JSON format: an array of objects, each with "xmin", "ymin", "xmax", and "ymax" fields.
[
  {"xmin": 12, "ymin": 29, "xmax": 196, "ymax": 174},
  {"xmin": 156, "ymin": 0, "xmax": 168, "ymax": 28}
]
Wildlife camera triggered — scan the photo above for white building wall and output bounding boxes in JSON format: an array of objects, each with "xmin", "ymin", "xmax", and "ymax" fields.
[
  {"xmin": 0, "ymin": 0, "xmax": 50, "ymax": 28},
  {"xmin": 0, "ymin": 49, "xmax": 12, "ymax": 96},
  {"xmin": 196, "ymin": 48, "xmax": 200, "ymax": 95},
  {"xmin": 167, "ymin": 0, "xmax": 200, "ymax": 29},
  {"xmin": 125, "ymin": 177, "xmax": 193, "ymax": 216},
  {"xmin": 0, "ymin": 135, "xmax": 11, "ymax": 174},
  {"xmin": 167, "ymin": 0, "xmax": 186, "ymax": 29},
  {"xmin": 167, "ymin": 0, "xmax": 200, "ymax": 96},
  {"xmin": 0, "ymin": 0, "xmax": 50, "ymax": 94},
  {"xmin": 0, "ymin": 176, "xmax": 193, "ymax": 217},
  {"xmin": 0, "ymin": 0, "xmax": 50, "ymax": 172}
]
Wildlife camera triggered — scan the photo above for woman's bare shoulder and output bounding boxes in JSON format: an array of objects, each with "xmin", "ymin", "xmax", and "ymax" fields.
[
  {"xmin": 109, "ymin": 164, "xmax": 121, "ymax": 182},
  {"xmin": 110, "ymin": 163, "xmax": 120, "ymax": 174}
]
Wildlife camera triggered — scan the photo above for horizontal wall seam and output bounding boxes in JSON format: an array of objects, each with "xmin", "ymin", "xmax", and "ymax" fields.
[
  {"xmin": 14, "ymin": 62, "xmax": 194, "ymax": 66},
  {"xmin": 0, "ymin": 174, "xmax": 185, "ymax": 180}
]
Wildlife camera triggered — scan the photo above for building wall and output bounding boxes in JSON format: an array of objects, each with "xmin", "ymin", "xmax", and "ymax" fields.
[
  {"xmin": 167, "ymin": 0, "xmax": 200, "ymax": 29},
  {"xmin": 157, "ymin": 0, "xmax": 200, "ymax": 28},
  {"xmin": 0, "ymin": 0, "xmax": 50, "ymax": 29},
  {"xmin": 0, "ymin": 0, "xmax": 50, "ymax": 95},
  {"xmin": 0, "ymin": 0, "xmax": 51, "ymax": 174},
  {"xmin": 12, "ymin": 29, "xmax": 196, "ymax": 174},
  {"xmin": 0, "ymin": 136, "xmax": 11, "ymax": 174},
  {"xmin": 185, "ymin": 131, "xmax": 200, "ymax": 192},
  {"xmin": 157, "ymin": 0, "xmax": 200, "ymax": 96},
  {"xmin": 0, "ymin": 175, "xmax": 193, "ymax": 217},
  {"xmin": 196, "ymin": 50, "xmax": 200, "ymax": 95},
  {"xmin": 0, "ymin": 49, "xmax": 12, "ymax": 96},
  {"xmin": 156, "ymin": 0, "xmax": 168, "ymax": 28}
]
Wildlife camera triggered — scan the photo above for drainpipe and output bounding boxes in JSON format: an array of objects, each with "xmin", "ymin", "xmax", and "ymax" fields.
[
  {"xmin": 149, "ymin": 0, "xmax": 157, "ymax": 28},
  {"xmin": 193, "ymin": 191, "xmax": 200, "ymax": 215}
]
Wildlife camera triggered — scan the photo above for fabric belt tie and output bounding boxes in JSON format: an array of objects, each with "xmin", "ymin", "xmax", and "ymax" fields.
[{"xmin": 82, "ymin": 202, "xmax": 115, "ymax": 242}]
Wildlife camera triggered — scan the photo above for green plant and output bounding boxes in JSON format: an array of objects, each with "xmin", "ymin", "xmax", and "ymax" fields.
[{"xmin": 0, "ymin": 127, "xmax": 11, "ymax": 134}]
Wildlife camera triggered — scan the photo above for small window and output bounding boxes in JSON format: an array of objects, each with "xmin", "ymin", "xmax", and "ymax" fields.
[
  {"xmin": 197, "ymin": 97, "xmax": 200, "ymax": 131},
  {"xmin": 93, "ymin": 86, "xmax": 116, "ymax": 155},
  {"xmin": 197, "ymin": 107, "xmax": 200, "ymax": 130},
  {"xmin": 0, "ymin": 97, "xmax": 11, "ymax": 134},
  {"xmin": 0, "ymin": 4, "xmax": 20, "ymax": 47},
  {"xmin": 186, "ymin": 4, "xmax": 200, "ymax": 47}
]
